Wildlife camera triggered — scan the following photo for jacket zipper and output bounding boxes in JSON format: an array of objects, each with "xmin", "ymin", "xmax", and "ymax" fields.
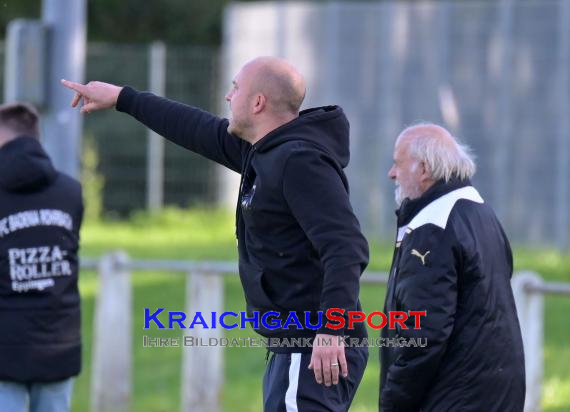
[{"xmin": 235, "ymin": 145, "xmax": 256, "ymax": 244}]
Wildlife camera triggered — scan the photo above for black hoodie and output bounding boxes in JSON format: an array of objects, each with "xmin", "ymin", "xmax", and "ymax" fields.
[
  {"xmin": 0, "ymin": 136, "xmax": 83, "ymax": 382},
  {"xmin": 117, "ymin": 87, "xmax": 369, "ymax": 349}
]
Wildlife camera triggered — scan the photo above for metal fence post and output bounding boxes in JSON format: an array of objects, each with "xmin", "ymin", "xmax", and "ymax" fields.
[
  {"xmin": 146, "ymin": 41, "xmax": 166, "ymax": 211},
  {"xmin": 91, "ymin": 251, "xmax": 132, "ymax": 412},
  {"xmin": 556, "ymin": 0, "xmax": 570, "ymax": 251},
  {"xmin": 512, "ymin": 271, "xmax": 544, "ymax": 412},
  {"xmin": 181, "ymin": 272, "xmax": 224, "ymax": 412},
  {"xmin": 41, "ymin": 0, "xmax": 86, "ymax": 179}
]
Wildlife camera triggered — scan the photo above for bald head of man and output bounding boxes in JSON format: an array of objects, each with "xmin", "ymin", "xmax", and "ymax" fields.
[
  {"xmin": 388, "ymin": 123, "xmax": 476, "ymax": 206},
  {"xmin": 225, "ymin": 56, "xmax": 306, "ymax": 143}
]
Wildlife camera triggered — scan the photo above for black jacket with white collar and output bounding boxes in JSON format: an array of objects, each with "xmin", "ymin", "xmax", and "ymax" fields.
[{"xmin": 380, "ymin": 178, "xmax": 525, "ymax": 412}]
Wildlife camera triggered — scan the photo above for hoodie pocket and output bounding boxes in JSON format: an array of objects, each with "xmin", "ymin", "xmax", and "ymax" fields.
[{"xmin": 246, "ymin": 270, "xmax": 278, "ymax": 311}]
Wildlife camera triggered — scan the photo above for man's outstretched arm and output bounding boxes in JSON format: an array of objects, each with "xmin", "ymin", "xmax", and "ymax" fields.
[{"xmin": 61, "ymin": 79, "xmax": 244, "ymax": 172}]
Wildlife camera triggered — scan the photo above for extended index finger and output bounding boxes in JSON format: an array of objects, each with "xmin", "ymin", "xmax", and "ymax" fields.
[{"xmin": 60, "ymin": 79, "xmax": 87, "ymax": 95}]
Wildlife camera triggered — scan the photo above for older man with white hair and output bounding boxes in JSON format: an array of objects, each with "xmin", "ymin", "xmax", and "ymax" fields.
[{"xmin": 379, "ymin": 124, "xmax": 525, "ymax": 412}]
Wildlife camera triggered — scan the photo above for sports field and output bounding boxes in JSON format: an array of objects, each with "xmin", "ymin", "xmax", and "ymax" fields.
[{"xmin": 74, "ymin": 208, "xmax": 570, "ymax": 411}]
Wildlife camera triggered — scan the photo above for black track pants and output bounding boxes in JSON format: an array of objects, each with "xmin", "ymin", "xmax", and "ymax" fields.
[{"xmin": 263, "ymin": 346, "xmax": 368, "ymax": 412}]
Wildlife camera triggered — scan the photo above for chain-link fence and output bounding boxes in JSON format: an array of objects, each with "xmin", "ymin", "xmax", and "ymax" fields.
[
  {"xmin": 1, "ymin": 0, "xmax": 569, "ymax": 248},
  {"xmin": 1, "ymin": 42, "xmax": 220, "ymax": 216},
  {"xmin": 85, "ymin": 43, "xmax": 221, "ymax": 215},
  {"xmin": 224, "ymin": 0, "xmax": 570, "ymax": 249}
]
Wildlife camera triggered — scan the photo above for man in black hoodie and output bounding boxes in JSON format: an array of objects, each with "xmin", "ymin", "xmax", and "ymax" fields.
[
  {"xmin": 380, "ymin": 123, "xmax": 525, "ymax": 411},
  {"xmin": 62, "ymin": 56, "xmax": 369, "ymax": 411},
  {"xmin": 0, "ymin": 103, "xmax": 83, "ymax": 411}
]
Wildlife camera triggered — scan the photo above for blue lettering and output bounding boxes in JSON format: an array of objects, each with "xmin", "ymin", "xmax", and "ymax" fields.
[
  {"xmin": 220, "ymin": 312, "xmax": 238, "ymax": 329},
  {"xmin": 189, "ymin": 312, "xmax": 209, "ymax": 329},
  {"xmin": 283, "ymin": 312, "xmax": 303, "ymax": 329},
  {"xmin": 240, "ymin": 311, "xmax": 260, "ymax": 329},
  {"xmin": 169, "ymin": 311, "xmax": 186, "ymax": 329},
  {"xmin": 304, "ymin": 311, "xmax": 323, "ymax": 330},
  {"xmin": 261, "ymin": 311, "xmax": 281, "ymax": 330},
  {"xmin": 144, "ymin": 308, "xmax": 165, "ymax": 329}
]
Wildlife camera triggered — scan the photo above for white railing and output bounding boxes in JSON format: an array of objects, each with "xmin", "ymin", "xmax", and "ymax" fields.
[
  {"xmin": 82, "ymin": 252, "xmax": 570, "ymax": 412},
  {"xmin": 512, "ymin": 273, "xmax": 570, "ymax": 412}
]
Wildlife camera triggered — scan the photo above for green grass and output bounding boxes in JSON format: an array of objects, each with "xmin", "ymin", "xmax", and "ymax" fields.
[{"xmin": 72, "ymin": 208, "xmax": 570, "ymax": 411}]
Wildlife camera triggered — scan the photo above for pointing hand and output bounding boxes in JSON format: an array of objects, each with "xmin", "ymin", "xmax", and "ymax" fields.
[{"xmin": 60, "ymin": 79, "xmax": 123, "ymax": 114}]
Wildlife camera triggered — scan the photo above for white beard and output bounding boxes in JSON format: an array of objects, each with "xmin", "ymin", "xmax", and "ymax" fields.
[
  {"xmin": 394, "ymin": 183, "xmax": 404, "ymax": 207},
  {"xmin": 394, "ymin": 181, "xmax": 422, "ymax": 207}
]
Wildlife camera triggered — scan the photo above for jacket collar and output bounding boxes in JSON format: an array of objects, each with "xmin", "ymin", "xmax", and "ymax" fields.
[{"xmin": 396, "ymin": 178, "xmax": 472, "ymax": 227}]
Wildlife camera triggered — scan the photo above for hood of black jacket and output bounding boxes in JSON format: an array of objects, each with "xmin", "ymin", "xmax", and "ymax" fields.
[
  {"xmin": 254, "ymin": 106, "xmax": 350, "ymax": 167},
  {"xmin": 0, "ymin": 136, "xmax": 57, "ymax": 192}
]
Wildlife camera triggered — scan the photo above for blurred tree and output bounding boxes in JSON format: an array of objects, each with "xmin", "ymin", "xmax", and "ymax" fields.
[
  {"xmin": 0, "ymin": 0, "xmax": 41, "ymax": 30},
  {"xmin": 0, "ymin": 0, "xmax": 502, "ymax": 45},
  {"xmin": 87, "ymin": 0, "xmax": 227, "ymax": 44},
  {"xmin": 0, "ymin": 0, "xmax": 269, "ymax": 45}
]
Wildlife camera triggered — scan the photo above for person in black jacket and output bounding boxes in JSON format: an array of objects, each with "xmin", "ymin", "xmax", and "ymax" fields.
[
  {"xmin": 61, "ymin": 56, "xmax": 369, "ymax": 411},
  {"xmin": 0, "ymin": 103, "xmax": 83, "ymax": 411},
  {"xmin": 380, "ymin": 123, "xmax": 525, "ymax": 412}
]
